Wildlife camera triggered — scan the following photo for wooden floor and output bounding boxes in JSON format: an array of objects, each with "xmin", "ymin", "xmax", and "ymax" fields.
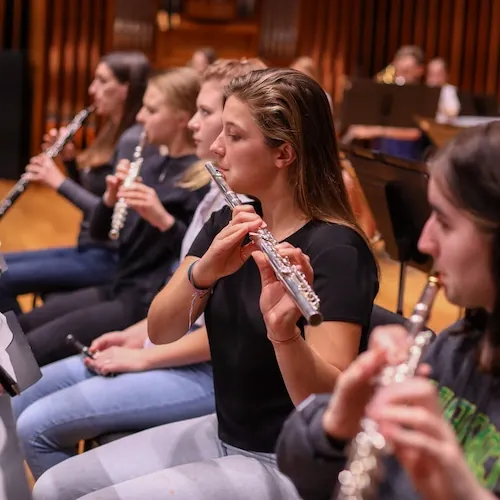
[{"xmin": 0, "ymin": 179, "xmax": 460, "ymax": 332}]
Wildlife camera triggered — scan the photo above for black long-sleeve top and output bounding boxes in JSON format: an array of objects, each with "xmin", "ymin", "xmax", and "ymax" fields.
[
  {"xmin": 57, "ymin": 123, "xmax": 158, "ymax": 249},
  {"xmin": 89, "ymin": 153, "xmax": 207, "ymax": 311}
]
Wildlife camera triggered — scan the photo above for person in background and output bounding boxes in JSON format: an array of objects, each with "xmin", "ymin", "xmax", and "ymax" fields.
[
  {"xmin": 426, "ymin": 57, "xmax": 461, "ymax": 123},
  {"xmin": 347, "ymin": 45, "xmax": 429, "ymax": 161},
  {"xmin": 190, "ymin": 47, "xmax": 217, "ymax": 76},
  {"xmin": 16, "ymin": 67, "xmax": 206, "ymax": 367},
  {"xmin": 290, "ymin": 56, "xmax": 333, "ymax": 110},
  {"xmin": 276, "ymin": 122, "xmax": 500, "ymax": 500},
  {"xmin": 0, "ymin": 51, "xmax": 153, "ymax": 315},
  {"xmin": 12, "ymin": 57, "xmax": 265, "ymax": 482},
  {"xmin": 31, "ymin": 67, "xmax": 379, "ymax": 500}
]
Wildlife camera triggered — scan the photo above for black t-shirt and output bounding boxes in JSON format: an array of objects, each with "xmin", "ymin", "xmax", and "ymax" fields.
[{"xmin": 188, "ymin": 206, "xmax": 379, "ymax": 452}]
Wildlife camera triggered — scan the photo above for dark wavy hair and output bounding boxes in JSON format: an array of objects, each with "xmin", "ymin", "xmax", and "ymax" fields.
[
  {"xmin": 428, "ymin": 122, "xmax": 500, "ymax": 372},
  {"xmin": 78, "ymin": 51, "xmax": 150, "ymax": 168}
]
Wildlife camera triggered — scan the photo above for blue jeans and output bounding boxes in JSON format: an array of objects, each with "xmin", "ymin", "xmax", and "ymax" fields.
[
  {"xmin": 13, "ymin": 355, "xmax": 215, "ymax": 480},
  {"xmin": 0, "ymin": 246, "xmax": 117, "ymax": 313}
]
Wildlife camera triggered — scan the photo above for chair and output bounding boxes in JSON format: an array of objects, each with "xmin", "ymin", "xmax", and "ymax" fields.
[
  {"xmin": 369, "ymin": 304, "xmax": 405, "ymax": 332},
  {"xmin": 368, "ymin": 304, "xmax": 436, "ymax": 339},
  {"xmin": 81, "ymin": 431, "xmax": 134, "ymax": 453}
]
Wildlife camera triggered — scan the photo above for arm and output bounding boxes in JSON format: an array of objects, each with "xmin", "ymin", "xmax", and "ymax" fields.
[
  {"xmin": 87, "ymin": 326, "xmax": 211, "ymax": 374},
  {"xmin": 253, "ymin": 241, "xmax": 377, "ymax": 406},
  {"xmin": 346, "ymin": 125, "xmax": 421, "ymax": 141},
  {"xmin": 272, "ymin": 322, "xmax": 361, "ymax": 405},
  {"xmin": 122, "ymin": 318, "xmax": 147, "ymax": 337},
  {"xmin": 277, "ymin": 394, "xmax": 348, "ymax": 500},
  {"xmin": 143, "ymin": 326, "xmax": 210, "ymax": 369},
  {"xmin": 381, "ymin": 126, "xmax": 421, "ymax": 141},
  {"xmin": 148, "ymin": 257, "xmax": 211, "ymax": 345},
  {"xmin": 57, "ymin": 178, "xmax": 100, "ymax": 214},
  {"xmin": 149, "ymin": 206, "xmax": 262, "ymax": 345}
]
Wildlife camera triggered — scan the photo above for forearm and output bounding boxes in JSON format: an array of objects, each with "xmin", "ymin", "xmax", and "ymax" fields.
[
  {"xmin": 382, "ymin": 127, "xmax": 421, "ymax": 141},
  {"xmin": 143, "ymin": 327, "xmax": 211, "ymax": 370},
  {"xmin": 277, "ymin": 393, "xmax": 347, "ymax": 500},
  {"xmin": 57, "ymin": 178, "xmax": 100, "ymax": 213},
  {"xmin": 148, "ymin": 257, "xmax": 210, "ymax": 345},
  {"xmin": 122, "ymin": 318, "xmax": 148, "ymax": 341},
  {"xmin": 273, "ymin": 330, "xmax": 341, "ymax": 406}
]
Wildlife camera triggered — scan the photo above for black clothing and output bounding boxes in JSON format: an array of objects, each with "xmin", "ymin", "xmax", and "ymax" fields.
[
  {"xmin": 188, "ymin": 206, "xmax": 379, "ymax": 453},
  {"xmin": 276, "ymin": 323, "xmax": 500, "ymax": 499},
  {"xmin": 58, "ymin": 123, "xmax": 159, "ymax": 249},
  {"xmin": 20, "ymin": 153, "xmax": 207, "ymax": 366}
]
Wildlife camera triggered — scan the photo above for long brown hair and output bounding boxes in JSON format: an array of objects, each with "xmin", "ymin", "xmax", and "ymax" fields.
[
  {"xmin": 223, "ymin": 67, "xmax": 362, "ymax": 235},
  {"xmin": 77, "ymin": 51, "xmax": 150, "ymax": 168},
  {"xmin": 429, "ymin": 122, "xmax": 500, "ymax": 372}
]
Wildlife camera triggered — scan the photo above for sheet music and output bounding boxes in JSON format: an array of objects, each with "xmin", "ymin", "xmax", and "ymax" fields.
[{"xmin": 0, "ymin": 314, "xmax": 16, "ymax": 383}]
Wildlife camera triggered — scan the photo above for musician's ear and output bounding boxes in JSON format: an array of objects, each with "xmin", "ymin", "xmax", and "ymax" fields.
[{"xmin": 274, "ymin": 143, "xmax": 296, "ymax": 170}]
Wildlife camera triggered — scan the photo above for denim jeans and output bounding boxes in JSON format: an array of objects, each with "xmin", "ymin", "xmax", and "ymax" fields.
[
  {"xmin": 13, "ymin": 354, "xmax": 215, "ymax": 480},
  {"xmin": 0, "ymin": 246, "xmax": 117, "ymax": 314}
]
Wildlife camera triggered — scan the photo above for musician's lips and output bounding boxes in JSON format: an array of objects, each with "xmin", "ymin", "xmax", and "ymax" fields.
[{"xmin": 218, "ymin": 167, "xmax": 228, "ymax": 179}]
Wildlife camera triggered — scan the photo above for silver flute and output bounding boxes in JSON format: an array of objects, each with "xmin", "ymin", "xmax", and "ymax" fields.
[
  {"xmin": 109, "ymin": 131, "xmax": 147, "ymax": 240},
  {"xmin": 335, "ymin": 273, "xmax": 441, "ymax": 500},
  {"xmin": 205, "ymin": 161, "xmax": 323, "ymax": 326},
  {"xmin": 0, "ymin": 105, "xmax": 95, "ymax": 221}
]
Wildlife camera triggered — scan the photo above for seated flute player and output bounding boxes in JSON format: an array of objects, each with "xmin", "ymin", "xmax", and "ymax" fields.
[
  {"xmin": 17, "ymin": 67, "xmax": 208, "ymax": 367},
  {"xmin": 276, "ymin": 122, "xmax": 500, "ymax": 500},
  {"xmin": 31, "ymin": 67, "xmax": 379, "ymax": 500},
  {"xmin": 0, "ymin": 51, "xmax": 153, "ymax": 315},
  {"xmin": 12, "ymin": 57, "xmax": 264, "ymax": 482}
]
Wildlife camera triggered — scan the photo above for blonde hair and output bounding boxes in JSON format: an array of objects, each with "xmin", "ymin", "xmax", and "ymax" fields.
[
  {"xmin": 149, "ymin": 67, "xmax": 200, "ymax": 141},
  {"xmin": 179, "ymin": 58, "xmax": 267, "ymax": 191}
]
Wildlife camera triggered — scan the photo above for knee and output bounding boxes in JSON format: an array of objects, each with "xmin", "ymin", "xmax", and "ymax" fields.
[
  {"xmin": 16, "ymin": 408, "xmax": 39, "ymax": 449},
  {"xmin": 32, "ymin": 467, "xmax": 72, "ymax": 500},
  {"xmin": 32, "ymin": 461, "xmax": 94, "ymax": 500}
]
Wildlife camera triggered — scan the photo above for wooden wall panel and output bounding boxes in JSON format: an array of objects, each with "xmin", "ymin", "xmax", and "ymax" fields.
[
  {"xmin": 296, "ymin": 0, "xmax": 500, "ymax": 107},
  {"xmin": 27, "ymin": 0, "xmax": 115, "ymax": 154}
]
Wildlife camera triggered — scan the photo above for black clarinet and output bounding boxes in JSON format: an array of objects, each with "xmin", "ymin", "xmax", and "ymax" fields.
[
  {"xmin": 205, "ymin": 161, "xmax": 323, "ymax": 326},
  {"xmin": 0, "ymin": 105, "xmax": 94, "ymax": 221}
]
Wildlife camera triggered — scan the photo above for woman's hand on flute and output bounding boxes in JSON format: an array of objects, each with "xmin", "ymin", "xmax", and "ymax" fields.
[
  {"xmin": 254, "ymin": 242, "xmax": 313, "ymax": 341},
  {"xmin": 192, "ymin": 205, "xmax": 263, "ymax": 289}
]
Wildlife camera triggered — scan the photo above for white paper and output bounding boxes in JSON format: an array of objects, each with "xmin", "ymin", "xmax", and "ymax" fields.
[{"xmin": 0, "ymin": 314, "xmax": 16, "ymax": 383}]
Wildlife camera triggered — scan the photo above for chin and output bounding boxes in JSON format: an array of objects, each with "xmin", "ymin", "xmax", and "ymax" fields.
[{"xmin": 196, "ymin": 146, "xmax": 210, "ymax": 159}]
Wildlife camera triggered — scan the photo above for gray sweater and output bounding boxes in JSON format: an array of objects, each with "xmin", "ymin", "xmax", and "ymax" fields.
[{"xmin": 276, "ymin": 322, "xmax": 500, "ymax": 499}]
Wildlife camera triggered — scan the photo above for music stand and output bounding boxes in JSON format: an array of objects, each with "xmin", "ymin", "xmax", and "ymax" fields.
[
  {"xmin": 340, "ymin": 78, "xmax": 441, "ymax": 130},
  {"xmin": 0, "ymin": 248, "xmax": 40, "ymax": 499},
  {"xmin": 344, "ymin": 146, "xmax": 433, "ymax": 314}
]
